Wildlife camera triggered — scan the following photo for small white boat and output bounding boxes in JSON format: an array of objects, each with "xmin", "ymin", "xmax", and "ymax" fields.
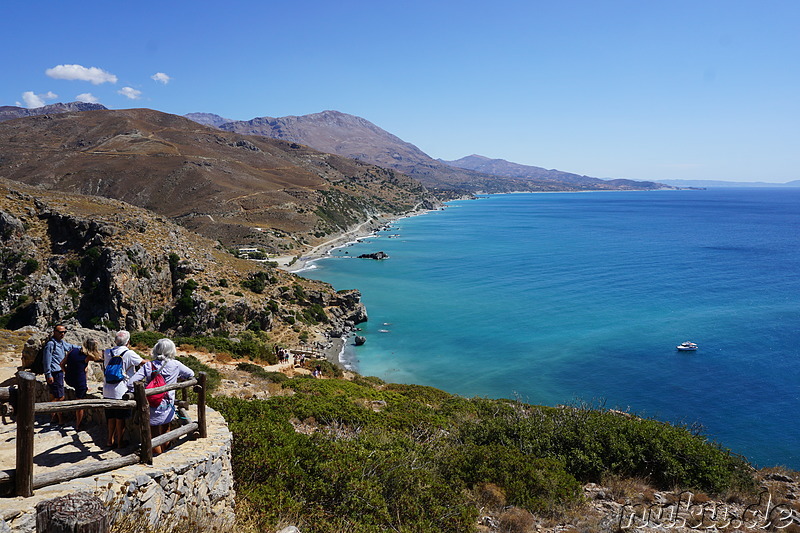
[{"xmin": 676, "ymin": 341, "xmax": 698, "ymax": 351}]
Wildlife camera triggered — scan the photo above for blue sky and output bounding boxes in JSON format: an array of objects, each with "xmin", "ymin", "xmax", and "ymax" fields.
[{"xmin": 4, "ymin": 0, "xmax": 799, "ymax": 182}]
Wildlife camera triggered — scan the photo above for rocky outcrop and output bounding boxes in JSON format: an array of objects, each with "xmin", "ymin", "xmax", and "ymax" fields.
[
  {"xmin": 0, "ymin": 179, "xmax": 366, "ymax": 342},
  {"xmin": 357, "ymin": 251, "xmax": 389, "ymax": 260}
]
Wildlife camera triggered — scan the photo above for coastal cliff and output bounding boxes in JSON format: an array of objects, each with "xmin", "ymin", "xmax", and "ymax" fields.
[{"xmin": 0, "ymin": 179, "xmax": 365, "ymax": 345}]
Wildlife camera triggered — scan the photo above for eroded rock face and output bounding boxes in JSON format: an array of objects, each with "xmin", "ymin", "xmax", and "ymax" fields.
[{"xmin": 0, "ymin": 180, "xmax": 367, "ymax": 341}]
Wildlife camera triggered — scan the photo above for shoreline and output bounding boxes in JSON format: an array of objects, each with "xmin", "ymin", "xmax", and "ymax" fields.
[
  {"xmin": 270, "ymin": 189, "xmax": 672, "ymax": 273},
  {"xmin": 275, "ymin": 207, "xmax": 440, "ymax": 371},
  {"xmin": 273, "ymin": 207, "xmax": 440, "ymax": 274}
]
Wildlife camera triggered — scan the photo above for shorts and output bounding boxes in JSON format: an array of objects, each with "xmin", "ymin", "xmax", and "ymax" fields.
[
  {"xmin": 74, "ymin": 387, "xmax": 88, "ymax": 399},
  {"xmin": 48, "ymin": 372, "xmax": 65, "ymax": 399},
  {"xmin": 105, "ymin": 407, "xmax": 132, "ymax": 420}
]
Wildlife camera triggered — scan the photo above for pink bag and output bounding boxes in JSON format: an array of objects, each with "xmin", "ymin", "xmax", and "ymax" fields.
[{"xmin": 146, "ymin": 363, "xmax": 167, "ymax": 408}]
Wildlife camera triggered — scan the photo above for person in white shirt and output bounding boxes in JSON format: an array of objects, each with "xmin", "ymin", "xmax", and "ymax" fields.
[{"xmin": 103, "ymin": 330, "xmax": 143, "ymax": 448}]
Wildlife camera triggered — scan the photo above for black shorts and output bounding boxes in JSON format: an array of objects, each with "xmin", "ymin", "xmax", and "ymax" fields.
[
  {"xmin": 105, "ymin": 407, "xmax": 132, "ymax": 420},
  {"xmin": 48, "ymin": 372, "xmax": 65, "ymax": 399},
  {"xmin": 73, "ymin": 387, "xmax": 88, "ymax": 399}
]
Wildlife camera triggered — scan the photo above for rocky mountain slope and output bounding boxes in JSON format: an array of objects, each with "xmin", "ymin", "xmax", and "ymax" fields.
[
  {"xmin": 184, "ymin": 112, "xmax": 235, "ymax": 128},
  {"xmin": 0, "ymin": 178, "xmax": 365, "ymax": 343},
  {"xmin": 208, "ymin": 110, "xmax": 518, "ymax": 194},
  {"xmin": 0, "ymin": 108, "xmax": 437, "ymax": 254},
  {"xmin": 443, "ymin": 154, "xmax": 669, "ymax": 190},
  {"xmin": 190, "ymin": 110, "xmax": 669, "ymax": 194},
  {"xmin": 0, "ymin": 102, "xmax": 107, "ymax": 122}
]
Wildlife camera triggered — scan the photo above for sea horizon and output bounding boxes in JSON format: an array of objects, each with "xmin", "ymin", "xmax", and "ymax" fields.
[{"xmin": 302, "ymin": 188, "xmax": 800, "ymax": 470}]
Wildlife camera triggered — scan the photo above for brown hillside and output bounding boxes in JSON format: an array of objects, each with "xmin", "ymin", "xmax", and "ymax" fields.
[
  {"xmin": 215, "ymin": 110, "xmax": 576, "ymax": 194},
  {"xmin": 0, "ymin": 108, "xmax": 436, "ymax": 253},
  {"xmin": 211, "ymin": 110, "xmax": 670, "ymax": 193}
]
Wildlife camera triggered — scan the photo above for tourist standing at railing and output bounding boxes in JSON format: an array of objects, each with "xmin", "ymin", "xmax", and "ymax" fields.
[
  {"xmin": 42, "ymin": 324, "xmax": 80, "ymax": 425},
  {"xmin": 128, "ymin": 338, "xmax": 194, "ymax": 455},
  {"xmin": 61, "ymin": 337, "xmax": 102, "ymax": 431},
  {"xmin": 103, "ymin": 330, "xmax": 143, "ymax": 448}
]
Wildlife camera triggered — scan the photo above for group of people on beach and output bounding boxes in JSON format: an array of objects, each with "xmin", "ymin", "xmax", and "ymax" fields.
[
  {"xmin": 41, "ymin": 325, "xmax": 194, "ymax": 454},
  {"xmin": 275, "ymin": 346, "xmax": 324, "ymax": 378}
]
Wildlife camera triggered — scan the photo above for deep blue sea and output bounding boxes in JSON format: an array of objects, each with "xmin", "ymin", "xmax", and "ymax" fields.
[{"xmin": 301, "ymin": 189, "xmax": 800, "ymax": 469}]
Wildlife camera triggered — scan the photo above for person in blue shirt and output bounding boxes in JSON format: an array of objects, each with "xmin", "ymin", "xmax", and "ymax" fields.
[{"xmin": 42, "ymin": 324, "xmax": 80, "ymax": 424}]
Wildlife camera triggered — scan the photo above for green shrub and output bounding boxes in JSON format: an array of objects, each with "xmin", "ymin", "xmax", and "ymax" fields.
[
  {"xmin": 23, "ymin": 258, "xmax": 39, "ymax": 273},
  {"xmin": 241, "ymin": 271, "xmax": 271, "ymax": 294},
  {"xmin": 209, "ymin": 377, "xmax": 755, "ymax": 532},
  {"xmin": 177, "ymin": 354, "xmax": 221, "ymax": 393},
  {"xmin": 130, "ymin": 331, "xmax": 164, "ymax": 348},
  {"xmin": 312, "ymin": 359, "xmax": 343, "ymax": 379}
]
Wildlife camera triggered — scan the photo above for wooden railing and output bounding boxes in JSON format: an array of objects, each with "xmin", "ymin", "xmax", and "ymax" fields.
[{"xmin": 0, "ymin": 370, "xmax": 207, "ymax": 497}]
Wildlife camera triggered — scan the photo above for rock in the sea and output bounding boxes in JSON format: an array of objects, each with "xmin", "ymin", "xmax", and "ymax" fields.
[
  {"xmin": 357, "ymin": 251, "xmax": 389, "ymax": 260},
  {"xmin": 354, "ymin": 336, "xmax": 366, "ymax": 346}
]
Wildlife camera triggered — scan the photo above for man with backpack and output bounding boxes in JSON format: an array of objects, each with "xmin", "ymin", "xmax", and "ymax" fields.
[
  {"xmin": 42, "ymin": 324, "xmax": 80, "ymax": 425},
  {"xmin": 103, "ymin": 330, "xmax": 143, "ymax": 448}
]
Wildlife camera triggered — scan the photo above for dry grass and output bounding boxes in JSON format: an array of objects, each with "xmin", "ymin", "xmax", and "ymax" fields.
[
  {"xmin": 475, "ymin": 482, "xmax": 507, "ymax": 510},
  {"xmin": 0, "ymin": 329, "xmax": 31, "ymax": 353},
  {"xmin": 497, "ymin": 507, "xmax": 535, "ymax": 533},
  {"xmin": 602, "ymin": 474, "xmax": 653, "ymax": 502},
  {"xmin": 109, "ymin": 508, "xmax": 243, "ymax": 533}
]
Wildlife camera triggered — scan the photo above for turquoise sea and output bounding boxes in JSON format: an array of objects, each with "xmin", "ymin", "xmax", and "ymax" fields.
[{"xmin": 302, "ymin": 189, "xmax": 800, "ymax": 469}]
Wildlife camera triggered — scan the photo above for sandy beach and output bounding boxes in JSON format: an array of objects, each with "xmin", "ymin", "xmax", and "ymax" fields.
[{"xmin": 272, "ymin": 207, "xmax": 437, "ymax": 274}]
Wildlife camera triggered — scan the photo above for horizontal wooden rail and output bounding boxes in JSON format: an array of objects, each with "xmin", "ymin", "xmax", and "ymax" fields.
[
  {"xmin": 142, "ymin": 377, "xmax": 197, "ymax": 397},
  {"xmin": 7, "ymin": 370, "xmax": 208, "ymax": 496},
  {"xmin": 34, "ymin": 399, "xmax": 136, "ymax": 414},
  {"xmin": 151, "ymin": 422, "xmax": 198, "ymax": 449},
  {"xmin": 32, "ymin": 453, "xmax": 140, "ymax": 491}
]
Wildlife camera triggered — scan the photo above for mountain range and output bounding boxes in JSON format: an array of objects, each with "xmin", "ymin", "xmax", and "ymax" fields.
[
  {"xmin": 656, "ymin": 178, "xmax": 800, "ymax": 188},
  {"xmin": 0, "ymin": 107, "xmax": 435, "ymax": 253},
  {"xmin": 188, "ymin": 110, "xmax": 670, "ymax": 194},
  {"xmin": 0, "ymin": 102, "xmax": 107, "ymax": 122},
  {"xmin": 442, "ymin": 154, "xmax": 666, "ymax": 190},
  {"xmin": 0, "ymin": 102, "xmax": 674, "ymax": 256}
]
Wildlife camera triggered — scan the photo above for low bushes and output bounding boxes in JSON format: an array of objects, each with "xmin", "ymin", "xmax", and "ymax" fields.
[
  {"xmin": 130, "ymin": 331, "xmax": 276, "ymax": 364},
  {"xmin": 210, "ymin": 377, "xmax": 755, "ymax": 532}
]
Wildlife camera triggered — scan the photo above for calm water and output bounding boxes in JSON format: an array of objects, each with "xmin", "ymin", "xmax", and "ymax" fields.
[{"xmin": 302, "ymin": 189, "xmax": 800, "ymax": 469}]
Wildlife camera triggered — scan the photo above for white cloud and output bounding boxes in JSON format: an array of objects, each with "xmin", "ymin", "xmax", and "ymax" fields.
[
  {"xmin": 117, "ymin": 86, "xmax": 142, "ymax": 100},
  {"xmin": 45, "ymin": 64, "xmax": 117, "ymax": 85},
  {"xmin": 76, "ymin": 93, "xmax": 100, "ymax": 104},
  {"xmin": 21, "ymin": 90, "xmax": 58, "ymax": 108},
  {"xmin": 151, "ymin": 72, "xmax": 171, "ymax": 84}
]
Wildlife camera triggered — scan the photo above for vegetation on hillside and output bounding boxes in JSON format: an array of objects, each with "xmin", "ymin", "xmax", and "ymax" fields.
[{"xmin": 210, "ymin": 376, "xmax": 754, "ymax": 533}]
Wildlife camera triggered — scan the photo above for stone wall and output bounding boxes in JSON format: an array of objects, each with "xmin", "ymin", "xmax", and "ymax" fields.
[{"xmin": 0, "ymin": 406, "xmax": 234, "ymax": 532}]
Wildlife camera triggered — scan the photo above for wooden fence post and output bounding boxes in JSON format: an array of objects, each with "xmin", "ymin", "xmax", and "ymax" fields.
[
  {"xmin": 133, "ymin": 382, "xmax": 152, "ymax": 465},
  {"xmin": 196, "ymin": 372, "xmax": 207, "ymax": 438},
  {"xmin": 15, "ymin": 370, "xmax": 35, "ymax": 497}
]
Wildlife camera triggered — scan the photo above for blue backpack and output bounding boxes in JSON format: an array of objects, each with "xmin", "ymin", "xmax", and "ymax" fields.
[{"xmin": 104, "ymin": 349, "xmax": 128, "ymax": 384}]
